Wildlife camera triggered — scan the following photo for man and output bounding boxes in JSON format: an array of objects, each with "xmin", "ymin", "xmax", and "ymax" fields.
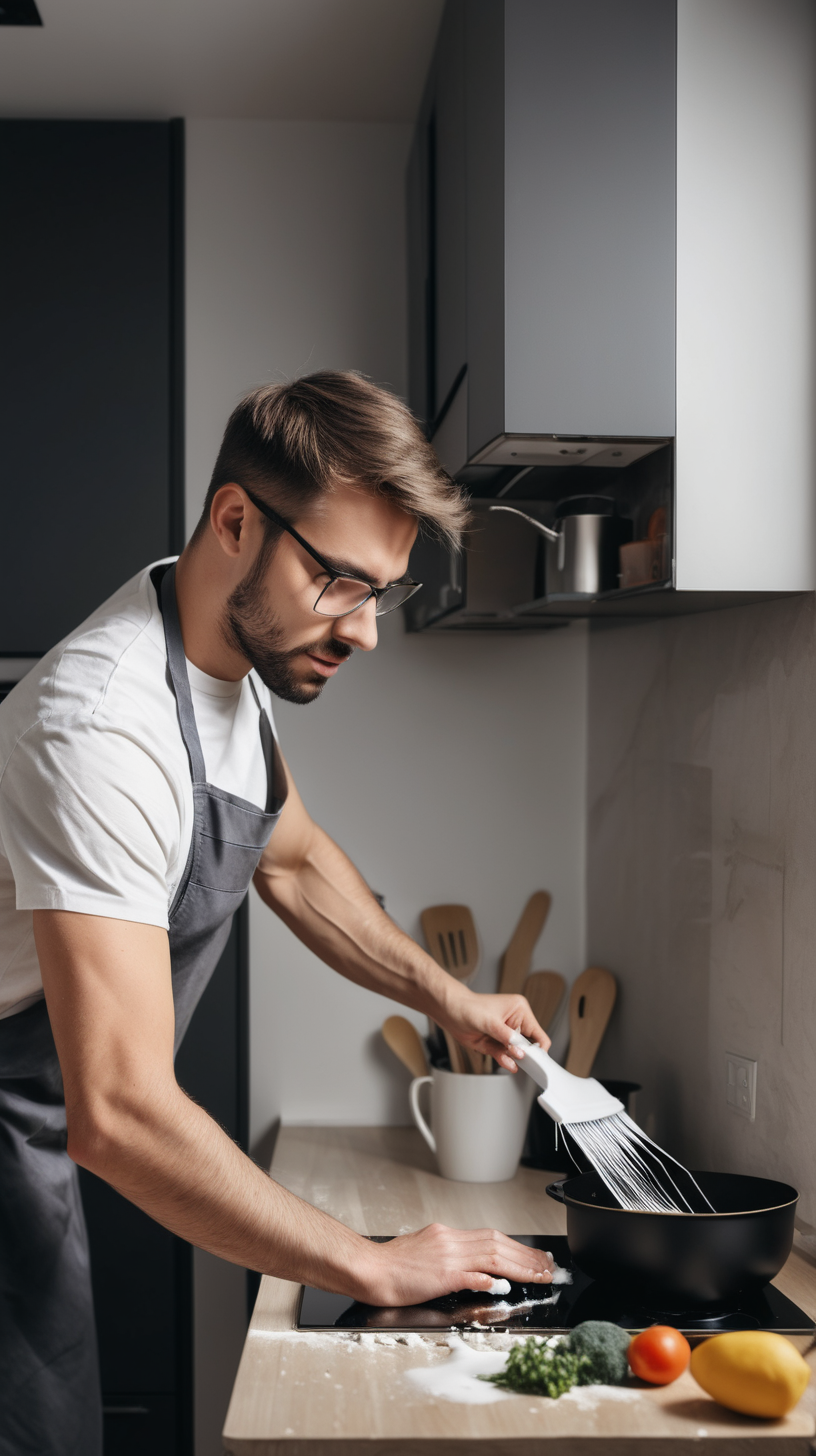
[{"xmin": 0, "ymin": 371, "xmax": 552, "ymax": 1455}]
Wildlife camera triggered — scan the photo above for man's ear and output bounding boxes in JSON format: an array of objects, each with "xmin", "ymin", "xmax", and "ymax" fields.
[{"xmin": 209, "ymin": 484, "xmax": 250, "ymax": 558}]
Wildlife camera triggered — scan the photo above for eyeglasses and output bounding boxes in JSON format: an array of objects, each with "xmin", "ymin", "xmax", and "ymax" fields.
[{"xmin": 241, "ymin": 487, "xmax": 422, "ymax": 619}]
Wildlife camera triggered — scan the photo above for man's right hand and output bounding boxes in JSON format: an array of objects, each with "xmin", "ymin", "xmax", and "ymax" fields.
[{"xmin": 359, "ymin": 1224, "xmax": 555, "ymax": 1306}]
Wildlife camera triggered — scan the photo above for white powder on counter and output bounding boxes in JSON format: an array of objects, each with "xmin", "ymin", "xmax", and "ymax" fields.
[
  {"xmin": 561, "ymin": 1383, "xmax": 642, "ymax": 1411},
  {"xmin": 405, "ymin": 1335, "xmax": 514, "ymax": 1404}
]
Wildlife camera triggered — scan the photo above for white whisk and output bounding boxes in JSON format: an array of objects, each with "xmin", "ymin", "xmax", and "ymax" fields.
[{"xmin": 510, "ymin": 1034, "xmax": 713, "ymax": 1214}]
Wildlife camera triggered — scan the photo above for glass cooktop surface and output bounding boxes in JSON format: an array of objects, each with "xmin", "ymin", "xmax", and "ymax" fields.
[{"xmin": 297, "ymin": 1235, "xmax": 815, "ymax": 1337}]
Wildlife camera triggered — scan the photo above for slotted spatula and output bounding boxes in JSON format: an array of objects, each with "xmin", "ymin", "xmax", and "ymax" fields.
[
  {"xmin": 421, "ymin": 904, "xmax": 479, "ymax": 981},
  {"xmin": 420, "ymin": 904, "xmax": 484, "ymax": 1073},
  {"xmin": 498, "ymin": 891, "xmax": 552, "ymax": 995},
  {"xmin": 565, "ymin": 966, "xmax": 617, "ymax": 1078},
  {"xmin": 523, "ymin": 970, "xmax": 566, "ymax": 1034}
]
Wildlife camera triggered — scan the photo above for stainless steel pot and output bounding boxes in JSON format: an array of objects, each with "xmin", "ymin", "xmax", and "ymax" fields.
[{"xmin": 490, "ymin": 497, "xmax": 632, "ymax": 597}]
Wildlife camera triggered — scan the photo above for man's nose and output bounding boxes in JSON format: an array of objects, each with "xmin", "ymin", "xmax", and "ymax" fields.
[{"xmin": 333, "ymin": 596, "xmax": 378, "ymax": 652}]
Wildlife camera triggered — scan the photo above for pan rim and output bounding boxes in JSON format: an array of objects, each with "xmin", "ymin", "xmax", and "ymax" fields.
[
  {"xmin": 560, "ymin": 1195, "xmax": 798, "ymax": 1216},
  {"xmin": 558, "ymin": 1172, "xmax": 798, "ymax": 1217}
]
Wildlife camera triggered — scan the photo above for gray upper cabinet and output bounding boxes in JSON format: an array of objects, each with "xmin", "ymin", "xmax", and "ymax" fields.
[
  {"xmin": 500, "ymin": 0, "xmax": 676, "ymax": 444},
  {"xmin": 410, "ymin": 0, "xmax": 676, "ymax": 465}
]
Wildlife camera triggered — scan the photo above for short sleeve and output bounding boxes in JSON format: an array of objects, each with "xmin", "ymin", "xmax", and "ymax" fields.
[{"xmin": 0, "ymin": 713, "xmax": 185, "ymax": 927}]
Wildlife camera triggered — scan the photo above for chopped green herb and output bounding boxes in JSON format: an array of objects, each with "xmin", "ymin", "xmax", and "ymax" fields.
[{"xmin": 479, "ymin": 1337, "xmax": 590, "ymax": 1397}]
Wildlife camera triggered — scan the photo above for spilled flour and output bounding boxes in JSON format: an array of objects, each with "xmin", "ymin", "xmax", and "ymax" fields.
[
  {"xmin": 405, "ymin": 1335, "xmax": 515, "ymax": 1404},
  {"xmin": 561, "ymin": 1383, "xmax": 642, "ymax": 1411}
]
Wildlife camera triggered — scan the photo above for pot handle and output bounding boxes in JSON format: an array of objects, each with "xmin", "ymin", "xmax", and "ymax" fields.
[
  {"xmin": 545, "ymin": 1180, "xmax": 567, "ymax": 1204},
  {"xmin": 489, "ymin": 504, "xmax": 561, "ymax": 544},
  {"xmin": 409, "ymin": 1076, "xmax": 436, "ymax": 1155}
]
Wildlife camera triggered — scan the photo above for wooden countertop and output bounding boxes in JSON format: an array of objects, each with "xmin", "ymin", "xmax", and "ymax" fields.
[{"xmin": 223, "ymin": 1126, "xmax": 816, "ymax": 1454}]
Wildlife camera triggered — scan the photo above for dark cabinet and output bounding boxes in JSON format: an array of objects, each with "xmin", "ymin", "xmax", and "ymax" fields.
[{"xmin": 0, "ymin": 119, "xmax": 183, "ymax": 655}]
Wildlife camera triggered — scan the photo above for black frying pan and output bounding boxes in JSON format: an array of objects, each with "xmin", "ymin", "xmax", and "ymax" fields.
[{"xmin": 547, "ymin": 1171, "xmax": 797, "ymax": 1306}]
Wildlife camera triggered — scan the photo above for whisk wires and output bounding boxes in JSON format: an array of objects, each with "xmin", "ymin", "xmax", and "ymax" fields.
[{"xmin": 561, "ymin": 1111, "xmax": 715, "ymax": 1214}]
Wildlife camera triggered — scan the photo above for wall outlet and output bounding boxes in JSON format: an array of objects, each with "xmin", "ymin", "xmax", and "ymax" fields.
[{"xmin": 726, "ymin": 1053, "xmax": 757, "ymax": 1121}]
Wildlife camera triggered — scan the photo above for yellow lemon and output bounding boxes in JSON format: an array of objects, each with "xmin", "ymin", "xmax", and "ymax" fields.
[{"xmin": 691, "ymin": 1332, "xmax": 811, "ymax": 1418}]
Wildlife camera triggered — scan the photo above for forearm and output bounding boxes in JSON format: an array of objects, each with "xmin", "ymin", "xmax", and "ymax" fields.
[
  {"xmin": 254, "ymin": 823, "xmax": 459, "ymax": 1020},
  {"xmin": 72, "ymin": 1080, "xmax": 379, "ymax": 1297}
]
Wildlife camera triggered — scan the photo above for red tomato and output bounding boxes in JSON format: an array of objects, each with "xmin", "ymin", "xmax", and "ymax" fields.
[{"xmin": 629, "ymin": 1325, "xmax": 691, "ymax": 1385}]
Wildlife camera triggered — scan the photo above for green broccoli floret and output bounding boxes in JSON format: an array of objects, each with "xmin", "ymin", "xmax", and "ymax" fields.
[
  {"xmin": 568, "ymin": 1321, "xmax": 632, "ymax": 1385},
  {"xmin": 479, "ymin": 1337, "xmax": 591, "ymax": 1397}
]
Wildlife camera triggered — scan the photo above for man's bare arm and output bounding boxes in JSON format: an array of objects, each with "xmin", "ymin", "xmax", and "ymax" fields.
[
  {"xmin": 254, "ymin": 766, "xmax": 550, "ymax": 1065},
  {"xmin": 34, "ymin": 910, "xmax": 554, "ymax": 1301}
]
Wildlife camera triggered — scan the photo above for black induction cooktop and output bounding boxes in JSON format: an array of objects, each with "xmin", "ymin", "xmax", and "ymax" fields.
[{"xmin": 297, "ymin": 1235, "xmax": 815, "ymax": 1338}]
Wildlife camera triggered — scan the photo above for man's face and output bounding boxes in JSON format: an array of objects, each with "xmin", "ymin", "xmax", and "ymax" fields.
[{"xmin": 222, "ymin": 480, "xmax": 418, "ymax": 704}]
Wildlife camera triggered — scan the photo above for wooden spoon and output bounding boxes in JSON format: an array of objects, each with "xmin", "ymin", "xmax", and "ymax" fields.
[
  {"xmin": 565, "ymin": 966, "xmax": 617, "ymax": 1077},
  {"xmin": 523, "ymin": 970, "xmax": 566, "ymax": 1034},
  {"xmin": 381, "ymin": 1017, "xmax": 429, "ymax": 1079},
  {"xmin": 498, "ymin": 891, "xmax": 552, "ymax": 995}
]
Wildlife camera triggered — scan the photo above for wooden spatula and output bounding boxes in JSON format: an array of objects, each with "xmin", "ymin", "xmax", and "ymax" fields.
[
  {"xmin": 421, "ymin": 904, "xmax": 484, "ymax": 1071},
  {"xmin": 498, "ymin": 891, "xmax": 552, "ymax": 995},
  {"xmin": 565, "ymin": 966, "xmax": 617, "ymax": 1077},
  {"xmin": 382, "ymin": 1017, "xmax": 429, "ymax": 1079},
  {"xmin": 523, "ymin": 970, "xmax": 566, "ymax": 1033},
  {"xmin": 420, "ymin": 904, "xmax": 479, "ymax": 982}
]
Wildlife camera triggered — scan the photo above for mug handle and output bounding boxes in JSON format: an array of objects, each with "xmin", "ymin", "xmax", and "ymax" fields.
[{"xmin": 409, "ymin": 1076, "xmax": 436, "ymax": 1154}]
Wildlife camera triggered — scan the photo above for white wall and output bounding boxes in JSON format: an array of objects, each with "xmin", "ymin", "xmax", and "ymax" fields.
[
  {"xmin": 185, "ymin": 118, "xmax": 412, "ymax": 532},
  {"xmin": 185, "ymin": 118, "xmax": 589, "ymax": 1145},
  {"xmin": 249, "ymin": 615, "xmax": 587, "ymax": 1134}
]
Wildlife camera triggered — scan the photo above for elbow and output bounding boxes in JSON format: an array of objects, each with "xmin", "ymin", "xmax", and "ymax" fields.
[
  {"xmin": 65, "ymin": 1080, "xmax": 167, "ymax": 1177},
  {"xmin": 66, "ymin": 1101, "xmax": 121, "ymax": 1175}
]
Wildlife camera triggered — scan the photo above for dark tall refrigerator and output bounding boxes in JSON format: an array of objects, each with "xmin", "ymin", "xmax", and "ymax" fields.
[{"xmin": 0, "ymin": 118, "xmax": 248, "ymax": 1454}]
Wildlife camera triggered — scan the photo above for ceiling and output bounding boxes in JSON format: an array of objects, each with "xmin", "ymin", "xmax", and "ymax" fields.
[{"xmin": 0, "ymin": 0, "xmax": 444, "ymax": 122}]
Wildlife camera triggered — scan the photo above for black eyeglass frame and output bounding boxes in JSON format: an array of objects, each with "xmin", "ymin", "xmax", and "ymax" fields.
[{"xmin": 241, "ymin": 486, "xmax": 422, "ymax": 618}]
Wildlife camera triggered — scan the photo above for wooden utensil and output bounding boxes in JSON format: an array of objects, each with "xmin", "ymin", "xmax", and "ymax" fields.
[
  {"xmin": 564, "ymin": 966, "xmax": 617, "ymax": 1077},
  {"xmin": 381, "ymin": 1017, "xmax": 428, "ymax": 1079},
  {"xmin": 498, "ymin": 891, "xmax": 552, "ymax": 995},
  {"xmin": 420, "ymin": 904, "xmax": 479, "ymax": 982},
  {"xmin": 443, "ymin": 1028, "xmax": 469, "ymax": 1075},
  {"xmin": 421, "ymin": 904, "xmax": 484, "ymax": 1072},
  {"xmin": 523, "ymin": 970, "xmax": 566, "ymax": 1033}
]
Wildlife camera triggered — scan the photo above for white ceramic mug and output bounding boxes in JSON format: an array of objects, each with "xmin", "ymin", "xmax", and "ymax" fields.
[{"xmin": 409, "ymin": 1067, "xmax": 534, "ymax": 1182}]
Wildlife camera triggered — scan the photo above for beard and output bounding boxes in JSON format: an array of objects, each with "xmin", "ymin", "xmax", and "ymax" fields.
[{"xmin": 222, "ymin": 545, "xmax": 353, "ymax": 704}]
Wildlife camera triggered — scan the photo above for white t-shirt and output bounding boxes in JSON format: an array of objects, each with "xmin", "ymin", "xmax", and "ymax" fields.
[{"xmin": 0, "ymin": 560, "xmax": 276, "ymax": 1019}]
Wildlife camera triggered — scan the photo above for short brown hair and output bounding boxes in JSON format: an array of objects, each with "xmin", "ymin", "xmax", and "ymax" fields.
[{"xmin": 197, "ymin": 371, "xmax": 468, "ymax": 548}]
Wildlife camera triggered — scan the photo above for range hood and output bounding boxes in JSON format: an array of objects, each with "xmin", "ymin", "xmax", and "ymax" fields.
[{"xmin": 429, "ymin": 370, "xmax": 668, "ymax": 484}]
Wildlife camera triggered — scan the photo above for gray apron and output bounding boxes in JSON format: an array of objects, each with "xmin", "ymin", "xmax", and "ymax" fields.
[{"xmin": 0, "ymin": 561, "xmax": 287, "ymax": 1455}]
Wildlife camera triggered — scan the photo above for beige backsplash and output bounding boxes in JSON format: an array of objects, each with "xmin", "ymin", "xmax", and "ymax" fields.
[{"xmin": 587, "ymin": 593, "xmax": 816, "ymax": 1226}]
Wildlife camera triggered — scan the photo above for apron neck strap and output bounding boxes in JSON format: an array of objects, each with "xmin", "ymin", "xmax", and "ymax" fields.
[{"xmin": 159, "ymin": 563, "xmax": 207, "ymax": 785}]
